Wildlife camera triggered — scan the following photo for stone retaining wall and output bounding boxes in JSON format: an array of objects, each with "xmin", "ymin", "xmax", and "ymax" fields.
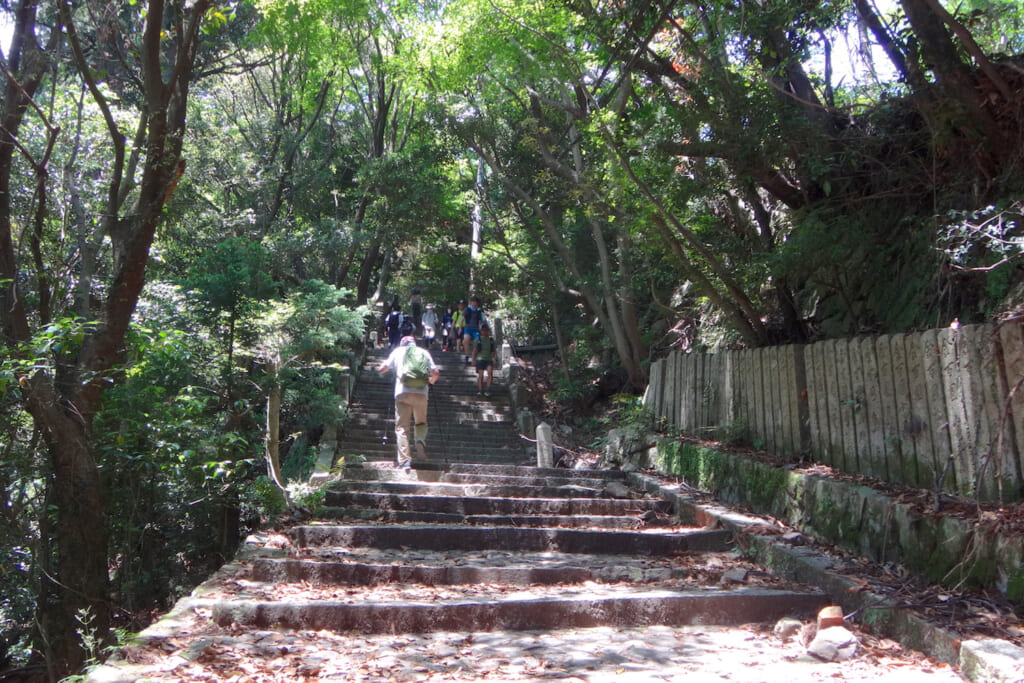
[{"xmin": 644, "ymin": 437, "xmax": 1024, "ymax": 604}]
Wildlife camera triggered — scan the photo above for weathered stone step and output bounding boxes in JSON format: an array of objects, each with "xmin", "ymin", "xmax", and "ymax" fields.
[
  {"xmin": 342, "ymin": 424, "xmax": 518, "ymax": 440},
  {"xmin": 289, "ymin": 524, "xmax": 732, "ymax": 555},
  {"xmin": 357, "ymin": 392, "xmax": 504, "ymax": 405},
  {"xmin": 443, "ymin": 463, "xmax": 627, "ymax": 479},
  {"xmin": 339, "ymin": 448, "xmax": 528, "ymax": 464},
  {"xmin": 319, "ymin": 508, "xmax": 661, "ymax": 528},
  {"xmin": 327, "ymin": 480, "xmax": 613, "ymax": 499},
  {"xmin": 252, "ymin": 554, "xmax": 685, "ymax": 585},
  {"xmin": 336, "ymin": 469, "xmax": 622, "ymax": 488},
  {"xmin": 211, "ymin": 587, "xmax": 827, "ymax": 633},
  {"xmin": 345, "ymin": 411, "xmax": 514, "ymax": 425},
  {"xmin": 347, "ymin": 405, "xmax": 513, "ymax": 421},
  {"xmin": 324, "ymin": 491, "xmax": 669, "ymax": 516},
  {"xmin": 346, "ymin": 462, "xmax": 630, "ymax": 480}
]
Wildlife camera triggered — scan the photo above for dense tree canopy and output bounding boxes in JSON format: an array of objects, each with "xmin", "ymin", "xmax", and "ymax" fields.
[{"xmin": 0, "ymin": 0, "xmax": 1021, "ymax": 677}]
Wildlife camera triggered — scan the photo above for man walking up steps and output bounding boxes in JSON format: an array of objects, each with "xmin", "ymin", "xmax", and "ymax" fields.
[{"xmin": 379, "ymin": 336, "xmax": 440, "ymax": 468}]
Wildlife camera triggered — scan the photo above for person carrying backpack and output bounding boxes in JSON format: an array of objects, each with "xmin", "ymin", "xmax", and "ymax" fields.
[
  {"xmin": 379, "ymin": 336, "xmax": 440, "ymax": 469},
  {"xmin": 383, "ymin": 304, "xmax": 403, "ymax": 349},
  {"xmin": 473, "ymin": 322, "xmax": 497, "ymax": 396},
  {"xmin": 399, "ymin": 313, "xmax": 415, "ymax": 338}
]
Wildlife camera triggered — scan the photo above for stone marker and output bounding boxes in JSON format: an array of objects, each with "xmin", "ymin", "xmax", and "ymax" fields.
[
  {"xmin": 537, "ymin": 422, "xmax": 553, "ymax": 468},
  {"xmin": 773, "ymin": 617, "xmax": 802, "ymax": 641},
  {"xmin": 807, "ymin": 626, "xmax": 858, "ymax": 662}
]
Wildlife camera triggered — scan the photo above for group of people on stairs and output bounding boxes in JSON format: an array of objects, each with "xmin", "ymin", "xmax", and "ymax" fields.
[{"xmin": 377, "ymin": 292, "xmax": 498, "ymax": 469}]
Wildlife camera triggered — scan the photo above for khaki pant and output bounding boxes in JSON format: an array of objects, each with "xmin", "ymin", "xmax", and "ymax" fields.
[{"xmin": 394, "ymin": 392, "xmax": 428, "ymax": 463}]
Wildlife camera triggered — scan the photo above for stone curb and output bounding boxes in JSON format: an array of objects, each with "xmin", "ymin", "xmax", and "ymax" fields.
[{"xmin": 629, "ymin": 472, "xmax": 1024, "ymax": 683}]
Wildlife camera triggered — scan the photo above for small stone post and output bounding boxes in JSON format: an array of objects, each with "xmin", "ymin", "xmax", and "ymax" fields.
[
  {"xmin": 493, "ymin": 318, "xmax": 504, "ymax": 367},
  {"xmin": 536, "ymin": 422, "xmax": 553, "ymax": 468}
]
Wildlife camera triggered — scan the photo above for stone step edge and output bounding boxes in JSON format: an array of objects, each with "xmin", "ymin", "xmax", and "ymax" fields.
[
  {"xmin": 321, "ymin": 492, "xmax": 668, "ymax": 513},
  {"xmin": 210, "ymin": 588, "xmax": 829, "ymax": 633},
  {"xmin": 251, "ymin": 557, "xmax": 686, "ymax": 586},
  {"xmin": 326, "ymin": 482, "xmax": 632, "ymax": 500},
  {"xmin": 317, "ymin": 508, "xmax": 665, "ymax": 529},
  {"xmin": 348, "ymin": 462, "xmax": 628, "ymax": 479},
  {"xmin": 337, "ymin": 471, "xmax": 623, "ymax": 487},
  {"xmin": 626, "ymin": 471, "xmax": 1024, "ymax": 681},
  {"xmin": 288, "ymin": 524, "xmax": 733, "ymax": 555}
]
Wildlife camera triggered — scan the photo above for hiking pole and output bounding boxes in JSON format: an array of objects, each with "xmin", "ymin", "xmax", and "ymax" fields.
[
  {"xmin": 381, "ymin": 367, "xmax": 392, "ymax": 449},
  {"xmin": 429, "ymin": 369, "xmax": 441, "ymax": 465}
]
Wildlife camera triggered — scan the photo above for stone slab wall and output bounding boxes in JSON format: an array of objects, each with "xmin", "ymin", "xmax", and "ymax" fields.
[{"xmin": 643, "ymin": 321, "xmax": 1024, "ymax": 501}]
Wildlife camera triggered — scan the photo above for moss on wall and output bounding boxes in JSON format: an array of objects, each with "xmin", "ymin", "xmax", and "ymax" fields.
[{"xmin": 652, "ymin": 436, "xmax": 1024, "ymax": 605}]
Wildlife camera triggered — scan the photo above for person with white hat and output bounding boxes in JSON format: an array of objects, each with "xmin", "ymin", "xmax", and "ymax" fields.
[{"xmin": 421, "ymin": 303, "xmax": 439, "ymax": 348}]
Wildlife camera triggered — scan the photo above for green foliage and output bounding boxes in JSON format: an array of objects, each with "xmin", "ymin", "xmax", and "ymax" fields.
[
  {"xmin": 245, "ymin": 476, "xmax": 288, "ymax": 517},
  {"xmin": 94, "ymin": 324, "xmax": 258, "ymax": 617},
  {"xmin": 285, "ymin": 481, "xmax": 327, "ymax": 513},
  {"xmin": 185, "ymin": 237, "xmax": 277, "ymax": 328},
  {"xmin": 606, "ymin": 393, "xmax": 663, "ymax": 434}
]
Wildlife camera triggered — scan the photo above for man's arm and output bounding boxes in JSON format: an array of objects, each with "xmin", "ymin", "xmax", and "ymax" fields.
[{"xmin": 429, "ymin": 368, "xmax": 440, "ymax": 385}]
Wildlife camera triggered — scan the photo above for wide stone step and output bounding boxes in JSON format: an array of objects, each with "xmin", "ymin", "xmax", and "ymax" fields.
[
  {"xmin": 319, "ymin": 508, "xmax": 663, "ymax": 528},
  {"xmin": 211, "ymin": 587, "xmax": 828, "ymax": 633},
  {"xmin": 336, "ymin": 470, "xmax": 635, "ymax": 488},
  {"xmin": 346, "ymin": 410, "xmax": 514, "ymax": 425},
  {"xmin": 343, "ymin": 453, "xmax": 527, "ymax": 463},
  {"xmin": 443, "ymin": 463, "xmax": 627, "ymax": 479},
  {"xmin": 338, "ymin": 448, "xmax": 528, "ymax": 465},
  {"xmin": 324, "ymin": 491, "xmax": 669, "ymax": 516},
  {"xmin": 289, "ymin": 524, "xmax": 732, "ymax": 555},
  {"xmin": 253, "ymin": 558, "xmax": 601, "ymax": 585},
  {"xmin": 252, "ymin": 549, "xmax": 696, "ymax": 585},
  {"xmin": 349, "ymin": 409, "xmax": 512, "ymax": 420},
  {"xmin": 342, "ymin": 462, "xmax": 629, "ymax": 480},
  {"xmin": 346, "ymin": 409, "xmax": 514, "ymax": 424},
  {"xmin": 327, "ymin": 480, "xmax": 614, "ymax": 499},
  {"xmin": 343, "ymin": 424, "xmax": 518, "ymax": 439}
]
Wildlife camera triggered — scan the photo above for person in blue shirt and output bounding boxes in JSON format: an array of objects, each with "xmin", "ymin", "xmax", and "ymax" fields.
[{"xmin": 461, "ymin": 296, "xmax": 484, "ymax": 365}]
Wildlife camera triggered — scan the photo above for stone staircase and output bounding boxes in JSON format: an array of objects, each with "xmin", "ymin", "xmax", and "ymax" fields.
[
  {"xmin": 212, "ymin": 345, "xmax": 828, "ymax": 636},
  {"xmin": 87, "ymin": 346, "xmax": 839, "ymax": 681},
  {"xmin": 338, "ymin": 346, "xmax": 528, "ymax": 465},
  {"xmin": 212, "ymin": 461, "xmax": 828, "ymax": 635}
]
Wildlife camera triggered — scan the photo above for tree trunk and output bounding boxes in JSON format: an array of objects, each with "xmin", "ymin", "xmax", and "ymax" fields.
[
  {"xmin": 265, "ymin": 356, "xmax": 285, "ymax": 490},
  {"xmin": 25, "ymin": 384, "xmax": 110, "ymax": 678},
  {"xmin": 0, "ymin": 1, "xmax": 212, "ymax": 677},
  {"xmin": 355, "ymin": 237, "xmax": 382, "ymax": 304},
  {"xmin": 899, "ymin": 0, "xmax": 1008, "ymax": 176}
]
